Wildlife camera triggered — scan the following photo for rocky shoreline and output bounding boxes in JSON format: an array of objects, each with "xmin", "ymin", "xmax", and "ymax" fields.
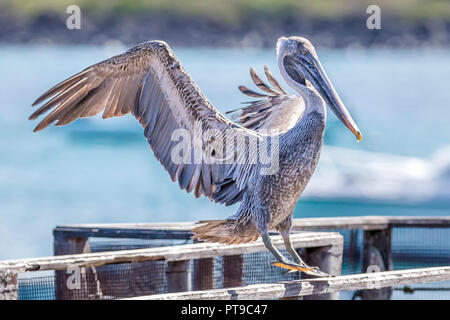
[{"xmin": 1, "ymin": 11, "xmax": 449, "ymax": 48}]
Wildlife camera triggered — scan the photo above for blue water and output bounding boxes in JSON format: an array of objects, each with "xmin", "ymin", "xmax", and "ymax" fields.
[{"xmin": 0, "ymin": 44, "xmax": 450, "ymax": 260}]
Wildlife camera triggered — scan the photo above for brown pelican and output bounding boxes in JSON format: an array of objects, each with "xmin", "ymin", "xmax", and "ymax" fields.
[{"xmin": 30, "ymin": 36, "xmax": 362, "ymax": 277}]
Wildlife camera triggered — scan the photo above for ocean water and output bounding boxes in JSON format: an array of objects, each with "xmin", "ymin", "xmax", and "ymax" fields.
[{"xmin": 0, "ymin": 44, "xmax": 449, "ymax": 260}]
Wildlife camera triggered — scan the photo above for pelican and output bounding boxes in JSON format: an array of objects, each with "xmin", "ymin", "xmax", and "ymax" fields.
[{"xmin": 30, "ymin": 36, "xmax": 362, "ymax": 277}]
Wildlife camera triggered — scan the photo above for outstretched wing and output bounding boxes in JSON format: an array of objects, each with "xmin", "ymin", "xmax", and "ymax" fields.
[
  {"xmin": 30, "ymin": 40, "xmax": 259, "ymax": 200},
  {"xmin": 227, "ymin": 65, "xmax": 305, "ymax": 133}
]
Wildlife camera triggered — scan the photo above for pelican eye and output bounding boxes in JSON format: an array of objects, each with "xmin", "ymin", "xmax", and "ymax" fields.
[{"xmin": 301, "ymin": 50, "xmax": 308, "ymax": 55}]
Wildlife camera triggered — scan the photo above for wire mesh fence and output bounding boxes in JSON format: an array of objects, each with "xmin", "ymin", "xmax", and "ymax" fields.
[
  {"xmin": 17, "ymin": 245, "xmax": 304, "ymax": 300},
  {"xmin": 392, "ymin": 228, "xmax": 450, "ymax": 269},
  {"xmin": 18, "ymin": 273, "xmax": 55, "ymax": 300},
  {"xmin": 14, "ymin": 226, "xmax": 450, "ymax": 300}
]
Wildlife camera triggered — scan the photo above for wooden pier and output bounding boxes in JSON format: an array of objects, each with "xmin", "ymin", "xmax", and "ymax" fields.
[{"xmin": 1, "ymin": 216, "xmax": 450, "ymax": 300}]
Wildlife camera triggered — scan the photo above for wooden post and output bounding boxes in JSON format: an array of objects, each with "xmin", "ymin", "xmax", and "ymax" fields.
[
  {"xmin": 54, "ymin": 236, "xmax": 95, "ymax": 300},
  {"xmin": 223, "ymin": 255, "xmax": 244, "ymax": 288},
  {"xmin": 348, "ymin": 229, "xmax": 359, "ymax": 263},
  {"xmin": 355, "ymin": 227, "xmax": 393, "ymax": 300},
  {"xmin": 166, "ymin": 260, "xmax": 190, "ymax": 293},
  {"xmin": 54, "ymin": 236, "xmax": 90, "ymax": 256},
  {"xmin": 301, "ymin": 243, "xmax": 343, "ymax": 300},
  {"xmin": 193, "ymin": 258, "xmax": 214, "ymax": 290},
  {"xmin": 0, "ymin": 270, "xmax": 18, "ymax": 300},
  {"xmin": 192, "ymin": 239, "xmax": 214, "ymax": 291}
]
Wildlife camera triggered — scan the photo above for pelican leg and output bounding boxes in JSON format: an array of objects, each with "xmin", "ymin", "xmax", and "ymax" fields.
[
  {"xmin": 282, "ymin": 232, "xmax": 309, "ymax": 267},
  {"xmin": 261, "ymin": 233, "xmax": 323, "ymax": 275},
  {"xmin": 262, "ymin": 232, "xmax": 289, "ymax": 262},
  {"xmin": 280, "ymin": 233, "xmax": 332, "ymax": 277},
  {"xmin": 276, "ymin": 216, "xmax": 309, "ymax": 266},
  {"xmin": 275, "ymin": 216, "xmax": 332, "ymax": 277}
]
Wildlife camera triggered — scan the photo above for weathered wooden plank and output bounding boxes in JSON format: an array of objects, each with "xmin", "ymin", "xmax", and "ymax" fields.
[
  {"xmin": 292, "ymin": 216, "xmax": 390, "ymax": 231},
  {"xmin": 53, "ymin": 226, "xmax": 194, "ymax": 240},
  {"xmin": 54, "ymin": 217, "xmax": 450, "ymax": 240},
  {"xmin": 56, "ymin": 222, "xmax": 198, "ymax": 231},
  {"xmin": 0, "ymin": 269, "xmax": 17, "ymax": 300},
  {"xmin": 388, "ymin": 216, "xmax": 450, "ymax": 228},
  {"xmin": 0, "ymin": 232, "xmax": 342, "ymax": 275},
  {"xmin": 126, "ymin": 266, "xmax": 450, "ymax": 300}
]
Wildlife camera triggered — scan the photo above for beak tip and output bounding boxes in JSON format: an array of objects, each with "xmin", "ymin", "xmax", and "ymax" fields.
[{"xmin": 356, "ymin": 132, "xmax": 363, "ymax": 142}]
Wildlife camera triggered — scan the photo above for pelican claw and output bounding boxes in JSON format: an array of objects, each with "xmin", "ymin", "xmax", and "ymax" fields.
[
  {"xmin": 271, "ymin": 261, "xmax": 332, "ymax": 277},
  {"xmin": 272, "ymin": 261, "xmax": 314, "ymax": 272}
]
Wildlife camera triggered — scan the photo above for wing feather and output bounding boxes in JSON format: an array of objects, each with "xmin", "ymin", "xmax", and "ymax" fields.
[
  {"xmin": 238, "ymin": 85, "xmax": 268, "ymax": 98},
  {"xmin": 264, "ymin": 65, "xmax": 287, "ymax": 94},
  {"xmin": 31, "ymin": 41, "xmax": 262, "ymax": 203},
  {"xmin": 32, "ymin": 68, "xmax": 93, "ymax": 106},
  {"xmin": 229, "ymin": 66, "xmax": 305, "ymax": 133},
  {"xmin": 249, "ymin": 67, "xmax": 280, "ymax": 95}
]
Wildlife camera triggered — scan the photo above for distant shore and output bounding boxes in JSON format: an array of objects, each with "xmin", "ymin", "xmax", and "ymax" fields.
[{"xmin": 0, "ymin": 10, "xmax": 449, "ymax": 48}]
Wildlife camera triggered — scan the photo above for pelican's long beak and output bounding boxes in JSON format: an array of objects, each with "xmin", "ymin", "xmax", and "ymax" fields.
[{"xmin": 299, "ymin": 56, "xmax": 362, "ymax": 142}]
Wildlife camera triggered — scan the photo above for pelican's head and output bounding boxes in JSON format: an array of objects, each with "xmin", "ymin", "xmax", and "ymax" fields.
[{"xmin": 277, "ymin": 36, "xmax": 362, "ymax": 142}]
